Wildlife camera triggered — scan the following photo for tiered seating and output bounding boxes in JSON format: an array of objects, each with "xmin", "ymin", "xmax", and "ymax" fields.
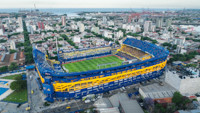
[
  {"xmin": 33, "ymin": 49, "xmax": 67, "ymax": 76},
  {"xmin": 119, "ymin": 45, "xmax": 152, "ymax": 61},
  {"xmin": 116, "ymin": 51, "xmax": 135, "ymax": 60},
  {"xmin": 63, "ymin": 47, "xmax": 111, "ymax": 59},
  {"xmin": 123, "ymin": 38, "xmax": 168, "ymax": 58}
]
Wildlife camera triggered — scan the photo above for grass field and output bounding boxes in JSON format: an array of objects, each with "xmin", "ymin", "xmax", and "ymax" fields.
[
  {"xmin": 1, "ymin": 74, "xmax": 27, "ymax": 103},
  {"xmin": 63, "ymin": 55, "xmax": 123, "ymax": 73},
  {"xmin": 3, "ymin": 89, "xmax": 28, "ymax": 103},
  {"xmin": 1, "ymin": 74, "xmax": 23, "ymax": 80}
]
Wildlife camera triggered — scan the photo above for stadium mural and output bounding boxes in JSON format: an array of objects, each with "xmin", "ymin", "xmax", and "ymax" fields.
[{"xmin": 33, "ymin": 38, "xmax": 169, "ymax": 102}]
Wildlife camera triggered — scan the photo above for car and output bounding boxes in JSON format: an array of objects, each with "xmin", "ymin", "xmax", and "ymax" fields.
[
  {"xmin": 66, "ymin": 106, "xmax": 71, "ymax": 110},
  {"xmin": 31, "ymin": 90, "xmax": 34, "ymax": 94},
  {"xmin": 85, "ymin": 99, "xmax": 91, "ymax": 103},
  {"xmin": 26, "ymin": 107, "xmax": 31, "ymax": 111}
]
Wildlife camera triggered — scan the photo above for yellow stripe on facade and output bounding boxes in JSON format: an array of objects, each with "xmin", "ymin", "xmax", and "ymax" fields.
[
  {"xmin": 53, "ymin": 60, "xmax": 167, "ymax": 92},
  {"xmin": 36, "ymin": 66, "xmax": 45, "ymax": 83}
]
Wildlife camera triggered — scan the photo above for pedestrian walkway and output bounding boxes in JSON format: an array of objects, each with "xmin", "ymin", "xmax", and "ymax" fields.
[{"xmin": 0, "ymin": 79, "xmax": 14, "ymax": 100}]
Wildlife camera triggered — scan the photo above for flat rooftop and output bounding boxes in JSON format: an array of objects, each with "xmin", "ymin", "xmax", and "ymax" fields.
[{"xmin": 139, "ymin": 83, "xmax": 177, "ymax": 99}]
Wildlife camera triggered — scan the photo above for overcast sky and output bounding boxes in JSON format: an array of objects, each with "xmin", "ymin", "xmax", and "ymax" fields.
[{"xmin": 0, "ymin": 0, "xmax": 199, "ymax": 9}]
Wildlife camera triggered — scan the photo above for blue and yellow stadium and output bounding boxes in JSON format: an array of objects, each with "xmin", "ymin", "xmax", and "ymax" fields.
[{"xmin": 33, "ymin": 38, "xmax": 169, "ymax": 102}]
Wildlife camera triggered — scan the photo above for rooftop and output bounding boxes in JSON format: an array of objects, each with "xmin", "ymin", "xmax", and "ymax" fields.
[{"xmin": 139, "ymin": 83, "xmax": 177, "ymax": 99}]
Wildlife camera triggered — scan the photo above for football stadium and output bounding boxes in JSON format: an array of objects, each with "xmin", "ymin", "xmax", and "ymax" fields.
[{"xmin": 33, "ymin": 38, "xmax": 169, "ymax": 102}]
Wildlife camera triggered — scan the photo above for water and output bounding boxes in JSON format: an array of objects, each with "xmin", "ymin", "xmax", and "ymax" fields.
[
  {"xmin": 0, "ymin": 8, "xmax": 181, "ymax": 15},
  {"xmin": 0, "ymin": 80, "xmax": 8, "ymax": 85},
  {"xmin": 0, "ymin": 87, "xmax": 9, "ymax": 95}
]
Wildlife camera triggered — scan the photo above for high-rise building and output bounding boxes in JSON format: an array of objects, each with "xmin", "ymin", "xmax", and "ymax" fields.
[
  {"xmin": 156, "ymin": 18, "xmax": 163, "ymax": 28},
  {"xmin": 0, "ymin": 25, "xmax": 5, "ymax": 35},
  {"xmin": 103, "ymin": 16, "xmax": 107, "ymax": 24},
  {"xmin": 61, "ymin": 16, "xmax": 66, "ymax": 26},
  {"xmin": 166, "ymin": 19, "xmax": 172, "ymax": 27},
  {"xmin": 77, "ymin": 22, "xmax": 85, "ymax": 32},
  {"xmin": 18, "ymin": 17, "xmax": 23, "ymax": 28},
  {"xmin": 27, "ymin": 25, "xmax": 34, "ymax": 34},
  {"xmin": 37, "ymin": 22, "xmax": 45, "ymax": 30},
  {"xmin": 91, "ymin": 26, "xmax": 100, "ymax": 34},
  {"xmin": 144, "ymin": 21, "xmax": 152, "ymax": 32}
]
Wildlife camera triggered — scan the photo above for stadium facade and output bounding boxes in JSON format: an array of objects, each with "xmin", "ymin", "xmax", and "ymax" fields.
[{"xmin": 33, "ymin": 38, "xmax": 169, "ymax": 102}]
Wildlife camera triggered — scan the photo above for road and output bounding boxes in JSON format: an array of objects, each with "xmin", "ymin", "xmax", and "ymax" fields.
[
  {"xmin": 40, "ymin": 100, "xmax": 94, "ymax": 113},
  {"xmin": 27, "ymin": 70, "xmax": 45, "ymax": 113}
]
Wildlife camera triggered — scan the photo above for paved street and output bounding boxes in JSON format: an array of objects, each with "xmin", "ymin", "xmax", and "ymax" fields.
[{"xmin": 27, "ymin": 70, "xmax": 45, "ymax": 113}]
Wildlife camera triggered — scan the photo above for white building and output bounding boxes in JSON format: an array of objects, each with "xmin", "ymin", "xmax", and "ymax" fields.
[
  {"xmin": 103, "ymin": 16, "xmax": 107, "ymax": 24},
  {"xmin": 166, "ymin": 19, "xmax": 172, "ymax": 27},
  {"xmin": 165, "ymin": 69, "xmax": 200, "ymax": 96},
  {"xmin": 16, "ymin": 27, "xmax": 23, "ymax": 32},
  {"xmin": 10, "ymin": 40, "xmax": 16, "ymax": 50},
  {"xmin": 72, "ymin": 36, "xmax": 81, "ymax": 43},
  {"xmin": 107, "ymin": 21, "xmax": 114, "ymax": 26},
  {"xmin": 156, "ymin": 18, "xmax": 163, "ymax": 28},
  {"xmin": 91, "ymin": 26, "xmax": 100, "ymax": 34},
  {"xmin": 134, "ymin": 25, "xmax": 141, "ymax": 33},
  {"xmin": 27, "ymin": 25, "xmax": 34, "ymax": 34},
  {"xmin": 71, "ymin": 24, "xmax": 78, "ymax": 30},
  {"xmin": 0, "ymin": 28, "xmax": 4, "ymax": 35},
  {"xmin": 103, "ymin": 31, "xmax": 113, "ymax": 38},
  {"xmin": 173, "ymin": 36, "xmax": 185, "ymax": 47},
  {"xmin": 18, "ymin": 17, "xmax": 23, "ymax": 28},
  {"xmin": 115, "ymin": 30, "xmax": 123, "ymax": 38},
  {"xmin": 77, "ymin": 22, "xmax": 85, "ymax": 32},
  {"xmin": 144, "ymin": 21, "xmax": 152, "ymax": 32}
]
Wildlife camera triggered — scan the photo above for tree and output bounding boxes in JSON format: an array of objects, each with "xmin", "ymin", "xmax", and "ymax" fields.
[
  {"xmin": 8, "ymin": 62, "xmax": 18, "ymax": 71},
  {"xmin": 172, "ymin": 92, "xmax": 183, "ymax": 106},
  {"xmin": 10, "ymin": 49, "xmax": 17, "ymax": 54},
  {"xmin": 0, "ymin": 66, "xmax": 8, "ymax": 73},
  {"xmin": 144, "ymin": 98, "xmax": 154, "ymax": 112},
  {"xmin": 0, "ymin": 39, "xmax": 7, "ymax": 43},
  {"xmin": 10, "ymin": 74, "xmax": 26, "ymax": 91},
  {"xmin": 23, "ymin": 21, "xmax": 34, "ymax": 64}
]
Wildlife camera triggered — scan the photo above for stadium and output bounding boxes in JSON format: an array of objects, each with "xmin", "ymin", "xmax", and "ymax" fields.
[{"xmin": 33, "ymin": 38, "xmax": 169, "ymax": 102}]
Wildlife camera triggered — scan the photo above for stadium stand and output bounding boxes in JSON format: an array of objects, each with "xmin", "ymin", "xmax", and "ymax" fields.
[
  {"xmin": 119, "ymin": 44, "xmax": 152, "ymax": 61},
  {"xmin": 33, "ymin": 38, "xmax": 169, "ymax": 102},
  {"xmin": 116, "ymin": 51, "xmax": 135, "ymax": 60},
  {"xmin": 58, "ymin": 46, "xmax": 112, "ymax": 63}
]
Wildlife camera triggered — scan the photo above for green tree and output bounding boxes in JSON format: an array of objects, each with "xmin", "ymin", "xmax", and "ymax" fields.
[
  {"xmin": 0, "ymin": 39, "xmax": 7, "ymax": 43},
  {"xmin": 23, "ymin": 21, "xmax": 34, "ymax": 64},
  {"xmin": 10, "ymin": 49, "xmax": 17, "ymax": 54},
  {"xmin": 8, "ymin": 62, "xmax": 18, "ymax": 71},
  {"xmin": 172, "ymin": 91, "xmax": 190, "ymax": 109},
  {"xmin": 0, "ymin": 66, "xmax": 8, "ymax": 73},
  {"xmin": 10, "ymin": 77, "xmax": 27, "ymax": 91}
]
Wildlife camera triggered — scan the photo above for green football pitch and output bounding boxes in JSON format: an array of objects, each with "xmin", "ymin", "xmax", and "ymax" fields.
[{"xmin": 63, "ymin": 55, "xmax": 123, "ymax": 73}]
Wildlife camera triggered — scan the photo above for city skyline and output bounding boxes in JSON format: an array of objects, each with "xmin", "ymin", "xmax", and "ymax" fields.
[{"xmin": 0, "ymin": 0, "xmax": 200, "ymax": 9}]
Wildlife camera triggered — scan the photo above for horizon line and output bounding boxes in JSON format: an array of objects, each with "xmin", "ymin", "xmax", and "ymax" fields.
[{"xmin": 0, "ymin": 8, "xmax": 199, "ymax": 9}]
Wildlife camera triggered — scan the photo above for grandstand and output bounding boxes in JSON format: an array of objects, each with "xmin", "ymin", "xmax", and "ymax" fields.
[
  {"xmin": 33, "ymin": 38, "xmax": 169, "ymax": 102},
  {"xmin": 58, "ymin": 46, "xmax": 112, "ymax": 63},
  {"xmin": 119, "ymin": 44, "xmax": 152, "ymax": 61}
]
